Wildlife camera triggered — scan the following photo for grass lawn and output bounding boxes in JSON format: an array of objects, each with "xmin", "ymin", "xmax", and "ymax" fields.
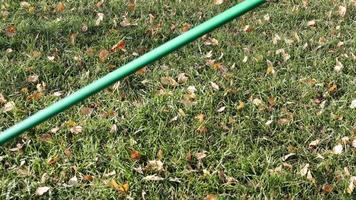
[{"xmin": 1, "ymin": 0, "xmax": 356, "ymax": 199}]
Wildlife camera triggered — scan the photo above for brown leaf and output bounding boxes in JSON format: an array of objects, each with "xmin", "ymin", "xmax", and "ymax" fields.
[
  {"xmin": 160, "ymin": 76, "xmax": 178, "ymax": 87},
  {"xmin": 195, "ymin": 114, "xmax": 205, "ymax": 123},
  {"xmin": 96, "ymin": 0, "xmax": 105, "ymax": 8},
  {"xmin": 5, "ymin": 25, "xmax": 16, "ymax": 37},
  {"xmin": 27, "ymin": 91, "xmax": 43, "ymax": 101},
  {"xmin": 182, "ymin": 23, "xmax": 192, "ymax": 32},
  {"xmin": 64, "ymin": 147, "xmax": 72, "ymax": 157},
  {"xmin": 322, "ymin": 184, "xmax": 333, "ymax": 193},
  {"xmin": 83, "ymin": 175, "xmax": 94, "ymax": 182},
  {"xmin": 39, "ymin": 133, "xmax": 52, "ymax": 142},
  {"xmin": 236, "ymin": 100, "xmax": 245, "ymax": 111},
  {"xmin": 47, "ymin": 155, "xmax": 60, "ymax": 165},
  {"xmin": 205, "ymin": 194, "xmax": 217, "ymax": 200},
  {"xmin": 130, "ymin": 150, "xmax": 141, "ymax": 160},
  {"xmin": 111, "ymin": 40, "xmax": 126, "ymax": 52},
  {"xmin": 27, "ymin": 75, "xmax": 39, "ymax": 83},
  {"xmin": 328, "ymin": 83, "xmax": 337, "ymax": 94},
  {"xmin": 98, "ymin": 49, "xmax": 109, "ymax": 62},
  {"xmin": 55, "ymin": 2, "xmax": 65, "ymax": 13},
  {"xmin": 128, "ymin": 0, "xmax": 136, "ymax": 11},
  {"xmin": 0, "ymin": 93, "xmax": 7, "ymax": 104},
  {"xmin": 157, "ymin": 149, "xmax": 163, "ymax": 160}
]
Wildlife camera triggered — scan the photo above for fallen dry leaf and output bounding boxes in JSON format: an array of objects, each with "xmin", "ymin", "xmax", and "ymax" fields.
[
  {"xmin": 177, "ymin": 73, "xmax": 188, "ymax": 84},
  {"xmin": 27, "ymin": 75, "xmax": 38, "ymax": 83},
  {"xmin": 143, "ymin": 175, "xmax": 164, "ymax": 181},
  {"xmin": 110, "ymin": 124, "xmax": 118, "ymax": 133},
  {"xmin": 160, "ymin": 76, "xmax": 178, "ymax": 87},
  {"xmin": 327, "ymin": 82, "xmax": 337, "ymax": 94},
  {"xmin": 95, "ymin": 13, "xmax": 105, "ymax": 26},
  {"xmin": 205, "ymin": 194, "xmax": 217, "ymax": 200},
  {"xmin": 322, "ymin": 183, "xmax": 333, "ymax": 193},
  {"xmin": 83, "ymin": 175, "xmax": 94, "ymax": 182},
  {"xmin": 195, "ymin": 113, "xmax": 205, "ymax": 123},
  {"xmin": 300, "ymin": 164, "xmax": 309, "ymax": 177},
  {"xmin": 47, "ymin": 155, "xmax": 60, "ymax": 165},
  {"xmin": 98, "ymin": 49, "xmax": 109, "ymax": 62},
  {"xmin": 217, "ymin": 106, "xmax": 225, "ymax": 113},
  {"xmin": 347, "ymin": 176, "xmax": 356, "ymax": 194},
  {"xmin": 182, "ymin": 23, "xmax": 192, "ymax": 32},
  {"xmin": 128, "ymin": 0, "xmax": 136, "ymax": 11},
  {"xmin": 67, "ymin": 176, "xmax": 78, "ymax": 187},
  {"xmin": 130, "ymin": 150, "xmax": 141, "ymax": 160},
  {"xmin": 3, "ymin": 101, "xmax": 15, "ymax": 112},
  {"xmin": 350, "ymin": 99, "xmax": 356, "ymax": 109},
  {"xmin": 334, "ymin": 59, "xmax": 344, "ymax": 73},
  {"xmin": 195, "ymin": 151, "xmax": 207, "ymax": 160},
  {"xmin": 307, "ymin": 170, "xmax": 316, "ymax": 183},
  {"xmin": 307, "ymin": 20, "xmax": 316, "ymax": 27},
  {"xmin": 145, "ymin": 160, "xmax": 164, "ymax": 172},
  {"xmin": 308, "ymin": 139, "xmax": 320, "ymax": 149},
  {"xmin": 55, "ymin": 2, "xmax": 65, "ymax": 13},
  {"xmin": 351, "ymin": 137, "xmax": 356, "ymax": 148},
  {"xmin": 108, "ymin": 179, "xmax": 129, "ymax": 193},
  {"xmin": 111, "ymin": 40, "xmax": 126, "ymax": 52},
  {"xmin": 9, "ymin": 143, "xmax": 24, "ymax": 152},
  {"xmin": 282, "ymin": 153, "xmax": 296, "ymax": 161},
  {"xmin": 0, "ymin": 93, "xmax": 6, "ymax": 104},
  {"xmin": 35, "ymin": 186, "xmax": 50, "ymax": 196},
  {"xmin": 210, "ymin": 82, "xmax": 220, "ymax": 91},
  {"xmin": 214, "ymin": 0, "xmax": 224, "ymax": 5},
  {"xmin": 5, "ymin": 25, "xmax": 16, "ymax": 37},
  {"xmin": 338, "ymin": 5, "xmax": 347, "ymax": 17},
  {"xmin": 70, "ymin": 126, "xmax": 83, "ymax": 134},
  {"xmin": 266, "ymin": 60, "xmax": 275, "ymax": 75},
  {"xmin": 332, "ymin": 144, "xmax": 343, "ymax": 154}
]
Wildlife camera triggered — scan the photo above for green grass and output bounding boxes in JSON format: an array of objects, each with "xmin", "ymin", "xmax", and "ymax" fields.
[{"xmin": 1, "ymin": 0, "xmax": 356, "ymax": 199}]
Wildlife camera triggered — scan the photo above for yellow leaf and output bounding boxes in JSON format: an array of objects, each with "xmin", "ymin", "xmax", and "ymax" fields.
[{"xmin": 108, "ymin": 180, "xmax": 129, "ymax": 193}]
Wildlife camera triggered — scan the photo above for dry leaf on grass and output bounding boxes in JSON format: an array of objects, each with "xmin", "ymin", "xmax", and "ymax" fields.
[
  {"xmin": 95, "ymin": 13, "xmax": 105, "ymax": 26},
  {"xmin": 214, "ymin": 0, "xmax": 224, "ymax": 5},
  {"xmin": 70, "ymin": 126, "xmax": 83, "ymax": 134},
  {"xmin": 143, "ymin": 175, "xmax": 164, "ymax": 181},
  {"xmin": 145, "ymin": 160, "xmax": 164, "ymax": 172},
  {"xmin": 108, "ymin": 179, "xmax": 129, "ymax": 193},
  {"xmin": 332, "ymin": 144, "xmax": 343, "ymax": 154},
  {"xmin": 161, "ymin": 77, "xmax": 178, "ymax": 87},
  {"xmin": 35, "ymin": 186, "xmax": 50, "ymax": 196},
  {"xmin": 98, "ymin": 49, "xmax": 109, "ymax": 62},
  {"xmin": 350, "ymin": 100, "xmax": 356, "ymax": 109},
  {"xmin": 3, "ymin": 102, "xmax": 15, "ymax": 112}
]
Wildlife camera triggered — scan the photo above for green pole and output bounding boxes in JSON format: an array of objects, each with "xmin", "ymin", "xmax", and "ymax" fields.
[{"xmin": 0, "ymin": 0, "xmax": 266, "ymax": 145}]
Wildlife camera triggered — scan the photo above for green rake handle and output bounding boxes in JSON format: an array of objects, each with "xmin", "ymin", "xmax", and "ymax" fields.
[{"xmin": 0, "ymin": 0, "xmax": 266, "ymax": 145}]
